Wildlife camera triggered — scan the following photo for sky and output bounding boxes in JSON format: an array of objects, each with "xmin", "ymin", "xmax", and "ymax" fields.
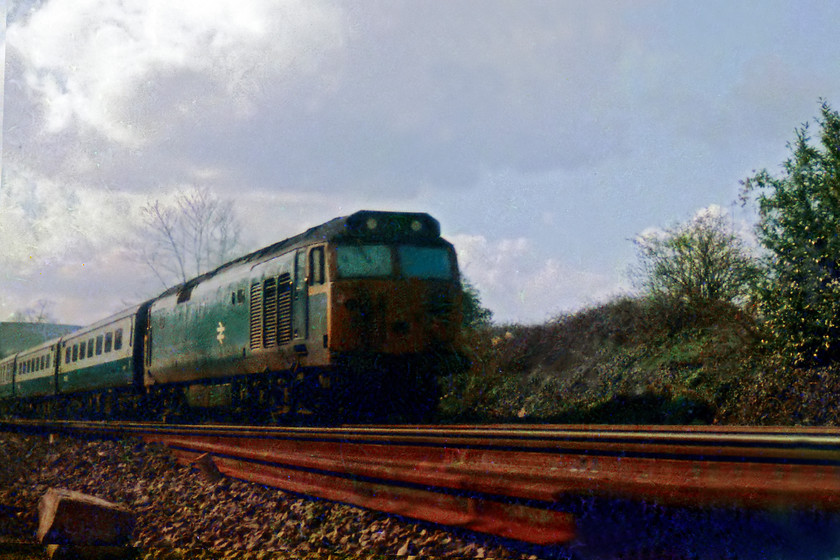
[{"xmin": 2, "ymin": 0, "xmax": 840, "ymax": 326}]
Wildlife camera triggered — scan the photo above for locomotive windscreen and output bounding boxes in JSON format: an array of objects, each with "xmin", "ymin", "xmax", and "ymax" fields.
[
  {"xmin": 336, "ymin": 245, "xmax": 393, "ymax": 277},
  {"xmin": 336, "ymin": 244, "xmax": 455, "ymax": 280},
  {"xmin": 398, "ymin": 246, "xmax": 453, "ymax": 279}
]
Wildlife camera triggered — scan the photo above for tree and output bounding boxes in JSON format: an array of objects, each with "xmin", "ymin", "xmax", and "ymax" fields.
[
  {"xmin": 135, "ymin": 186, "xmax": 243, "ymax": 289},
  {"xmin": 741, "ymin": 100, "xmax": 840, "ymax": 365},
  {"xmin": 461, "ymin": 278, "xmax": 493, "ymax": 328},
  {"xmin": 632, "ymin": 208, "xmax": 758, "ymax": 308}
]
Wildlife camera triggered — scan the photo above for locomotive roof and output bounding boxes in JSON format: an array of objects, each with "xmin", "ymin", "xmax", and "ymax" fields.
[{"xmin": 156, "ymin": 210, "xmax": 442, "ymax": 300}]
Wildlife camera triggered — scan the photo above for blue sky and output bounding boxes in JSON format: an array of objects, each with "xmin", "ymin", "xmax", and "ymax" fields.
[{"xmin": 2, "ymin": 0, "xmax": 840, "ymax": 325}]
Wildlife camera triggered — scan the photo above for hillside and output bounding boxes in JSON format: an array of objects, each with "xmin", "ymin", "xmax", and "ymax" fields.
[{"xmin": 439, "ymin": 297, "xmax": 840, "ymax": 426}]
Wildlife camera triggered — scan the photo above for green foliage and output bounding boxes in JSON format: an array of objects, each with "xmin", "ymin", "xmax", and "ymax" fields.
[
  {"xmin": 742, "ymin": 100, "xmax": 840, "ymax": 365},
  {"xmin": 460, "ymin": 278, "xmax": 493, "ymax": 328},
  {"xmin": 438, "ymin": 296, "xmax": 761, "ymax": 424},
  {"xmin": 632, "ymin": 209, "xmax": 759, "ymax": 308}
]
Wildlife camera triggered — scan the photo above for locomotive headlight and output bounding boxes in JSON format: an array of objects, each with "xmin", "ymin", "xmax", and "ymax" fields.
[
  {"xmin": 411, "ymin": 220, "xmax": 422, "ymax": 232},
  {"xmin": 366, "ymin": 218, "xmax": 378, "ymax": 230}
]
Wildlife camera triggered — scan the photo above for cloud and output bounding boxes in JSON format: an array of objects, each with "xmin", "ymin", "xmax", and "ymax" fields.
[
  {"xmin": 4, "ymin": 1, "xmax": 643, "ymax": 199},
  {"xmin": 0, "ymin": 165, "xmax": 152, "ymax": 322},
  {"xmin": 7, "ymin": 0, "xmax": 343, "ymax": 141},
  {"xmin": 4, "ymin": 0, "xmax": 346, "ymax": 192},
  {"xmin": 451, "ymin": 233, "xmax": 620, "ymax": 323}
]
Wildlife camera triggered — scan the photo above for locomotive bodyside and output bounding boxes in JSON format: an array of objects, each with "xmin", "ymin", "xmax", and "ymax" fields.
[{"xmin": 144, "ymin": 249, "xmax": 305, "ymax": 385}]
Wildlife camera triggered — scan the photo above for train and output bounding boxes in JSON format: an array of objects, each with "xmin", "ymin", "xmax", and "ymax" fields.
[{"xmin": 0, "ymin": 210, "xmax": 467, "ymax": 422}]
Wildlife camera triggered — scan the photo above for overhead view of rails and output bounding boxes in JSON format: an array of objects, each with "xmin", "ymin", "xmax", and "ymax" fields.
[{"xmin": 4, "ymin": 419, "xmax": 840, "ymax": 558}]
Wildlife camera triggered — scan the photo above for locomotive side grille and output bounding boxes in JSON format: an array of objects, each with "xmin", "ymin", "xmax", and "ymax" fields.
[
  {"xmin": 250, "ymin": 273, "xmax": 293, "ymax": 350},
  {"xmin": 277, "ymin": 274, "xmax": 293, "ymax": 344},
  {"xmin": 249, "ymin": 282, "xmax": 263, "ymax": 350},
  {"xmin": 263, "ymin": 277, "xmax": 278, "ymax": 347}
]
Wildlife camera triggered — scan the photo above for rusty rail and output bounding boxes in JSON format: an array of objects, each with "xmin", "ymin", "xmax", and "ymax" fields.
[{"xmin": 5, "ymin": 420, "xmax": 840, "ymax": 546}]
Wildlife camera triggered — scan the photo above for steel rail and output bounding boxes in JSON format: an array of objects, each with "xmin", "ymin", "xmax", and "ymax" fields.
[{"xmin": 5, "ymin": 420, "xmax": 840, "ymax": 545}]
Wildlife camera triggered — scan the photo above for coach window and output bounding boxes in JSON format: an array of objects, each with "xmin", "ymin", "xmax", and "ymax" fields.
[
  {"xmin": 105, "ymin": 332, "xmax": 113, "ymax": 353},
  {"xmin": 88, "ymin": 338, "xmax": 94, "ymax": 358},
  {"xmin": 79, "ymin": 341, "xmax": 86, "ymax": 360},
  {"xmin": 65, "ymin": 347, "xmax": 71, "ymax": 364},
  {"xmin": 40, "ymin": 356, "xmax": 46, "ymax": 370},
  {"xmin": 46, "ymin": 355, "xmax": 51, "ymax": 369},
  {"xmin": 72, "ymin": 344, "xmax": 79, "ymax": 362},
  {"xmin": 96, "ymin": 335, "xmax": 103, "ymax": 355},
  {"xmin": 309, "ymin": 247, "xmax": 325, "ymax": 285},
  {"xmin": 114, "ymin": 329, "xmax": 123, "ymax": 351}
]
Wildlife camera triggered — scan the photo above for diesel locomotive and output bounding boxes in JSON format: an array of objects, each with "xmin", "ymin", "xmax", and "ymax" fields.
[{"xmin": 0, "ymin": 210, "xmax": 467, "ymax": 422}]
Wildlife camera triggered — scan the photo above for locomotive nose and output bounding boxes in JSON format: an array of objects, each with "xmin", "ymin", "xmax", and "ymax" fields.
[{"xmin": 331, "ymin": 280, "xmax": 459, "ymax": 354}]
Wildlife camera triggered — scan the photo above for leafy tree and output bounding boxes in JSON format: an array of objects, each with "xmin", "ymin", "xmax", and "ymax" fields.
[
  {"xmin": 632, "ymin": 208, "xmax": 758, "ymax": 307},
  {"xmin": 461, "ymin": 278, "xmax": 493, "ymax": 328},
  {"xmin": 135, "ymin": 186, "xmax": 243, "ymax": 289},
  {"xmin": 742, "ymin": 100, "xmax": 840, "ymax": 365}
]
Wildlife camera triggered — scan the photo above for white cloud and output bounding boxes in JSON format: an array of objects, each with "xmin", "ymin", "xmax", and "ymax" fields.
[
  {"xmin": 7, "ymin": 0, "xmax": 344, "ymax": 143},
  {"xmin": 0, "ymin": 166, "xmax": 152, "ymax": 322},
  {"xmin": 452, "ymin": 233, "xmax": 620, "ymax": 323}
]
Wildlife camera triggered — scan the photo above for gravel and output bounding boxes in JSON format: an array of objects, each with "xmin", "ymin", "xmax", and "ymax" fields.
[{"xmin": 0, "ymin": 432, "xmax": 554, "ymax": 559}]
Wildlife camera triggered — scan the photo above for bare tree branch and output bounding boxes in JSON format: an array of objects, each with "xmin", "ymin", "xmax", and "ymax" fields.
[
  {"xmin": 133, "ymin": 187, "xmax": 243, "ymax": 290},
  {"xmin": 9, "ymin": 299, "xmax": 58, "ymax": 323}
]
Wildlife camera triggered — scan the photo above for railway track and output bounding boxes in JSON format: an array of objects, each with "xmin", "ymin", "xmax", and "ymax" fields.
[{"xmin": 3, "ymin": 420, "xmax": 840, "ymax": 547}]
